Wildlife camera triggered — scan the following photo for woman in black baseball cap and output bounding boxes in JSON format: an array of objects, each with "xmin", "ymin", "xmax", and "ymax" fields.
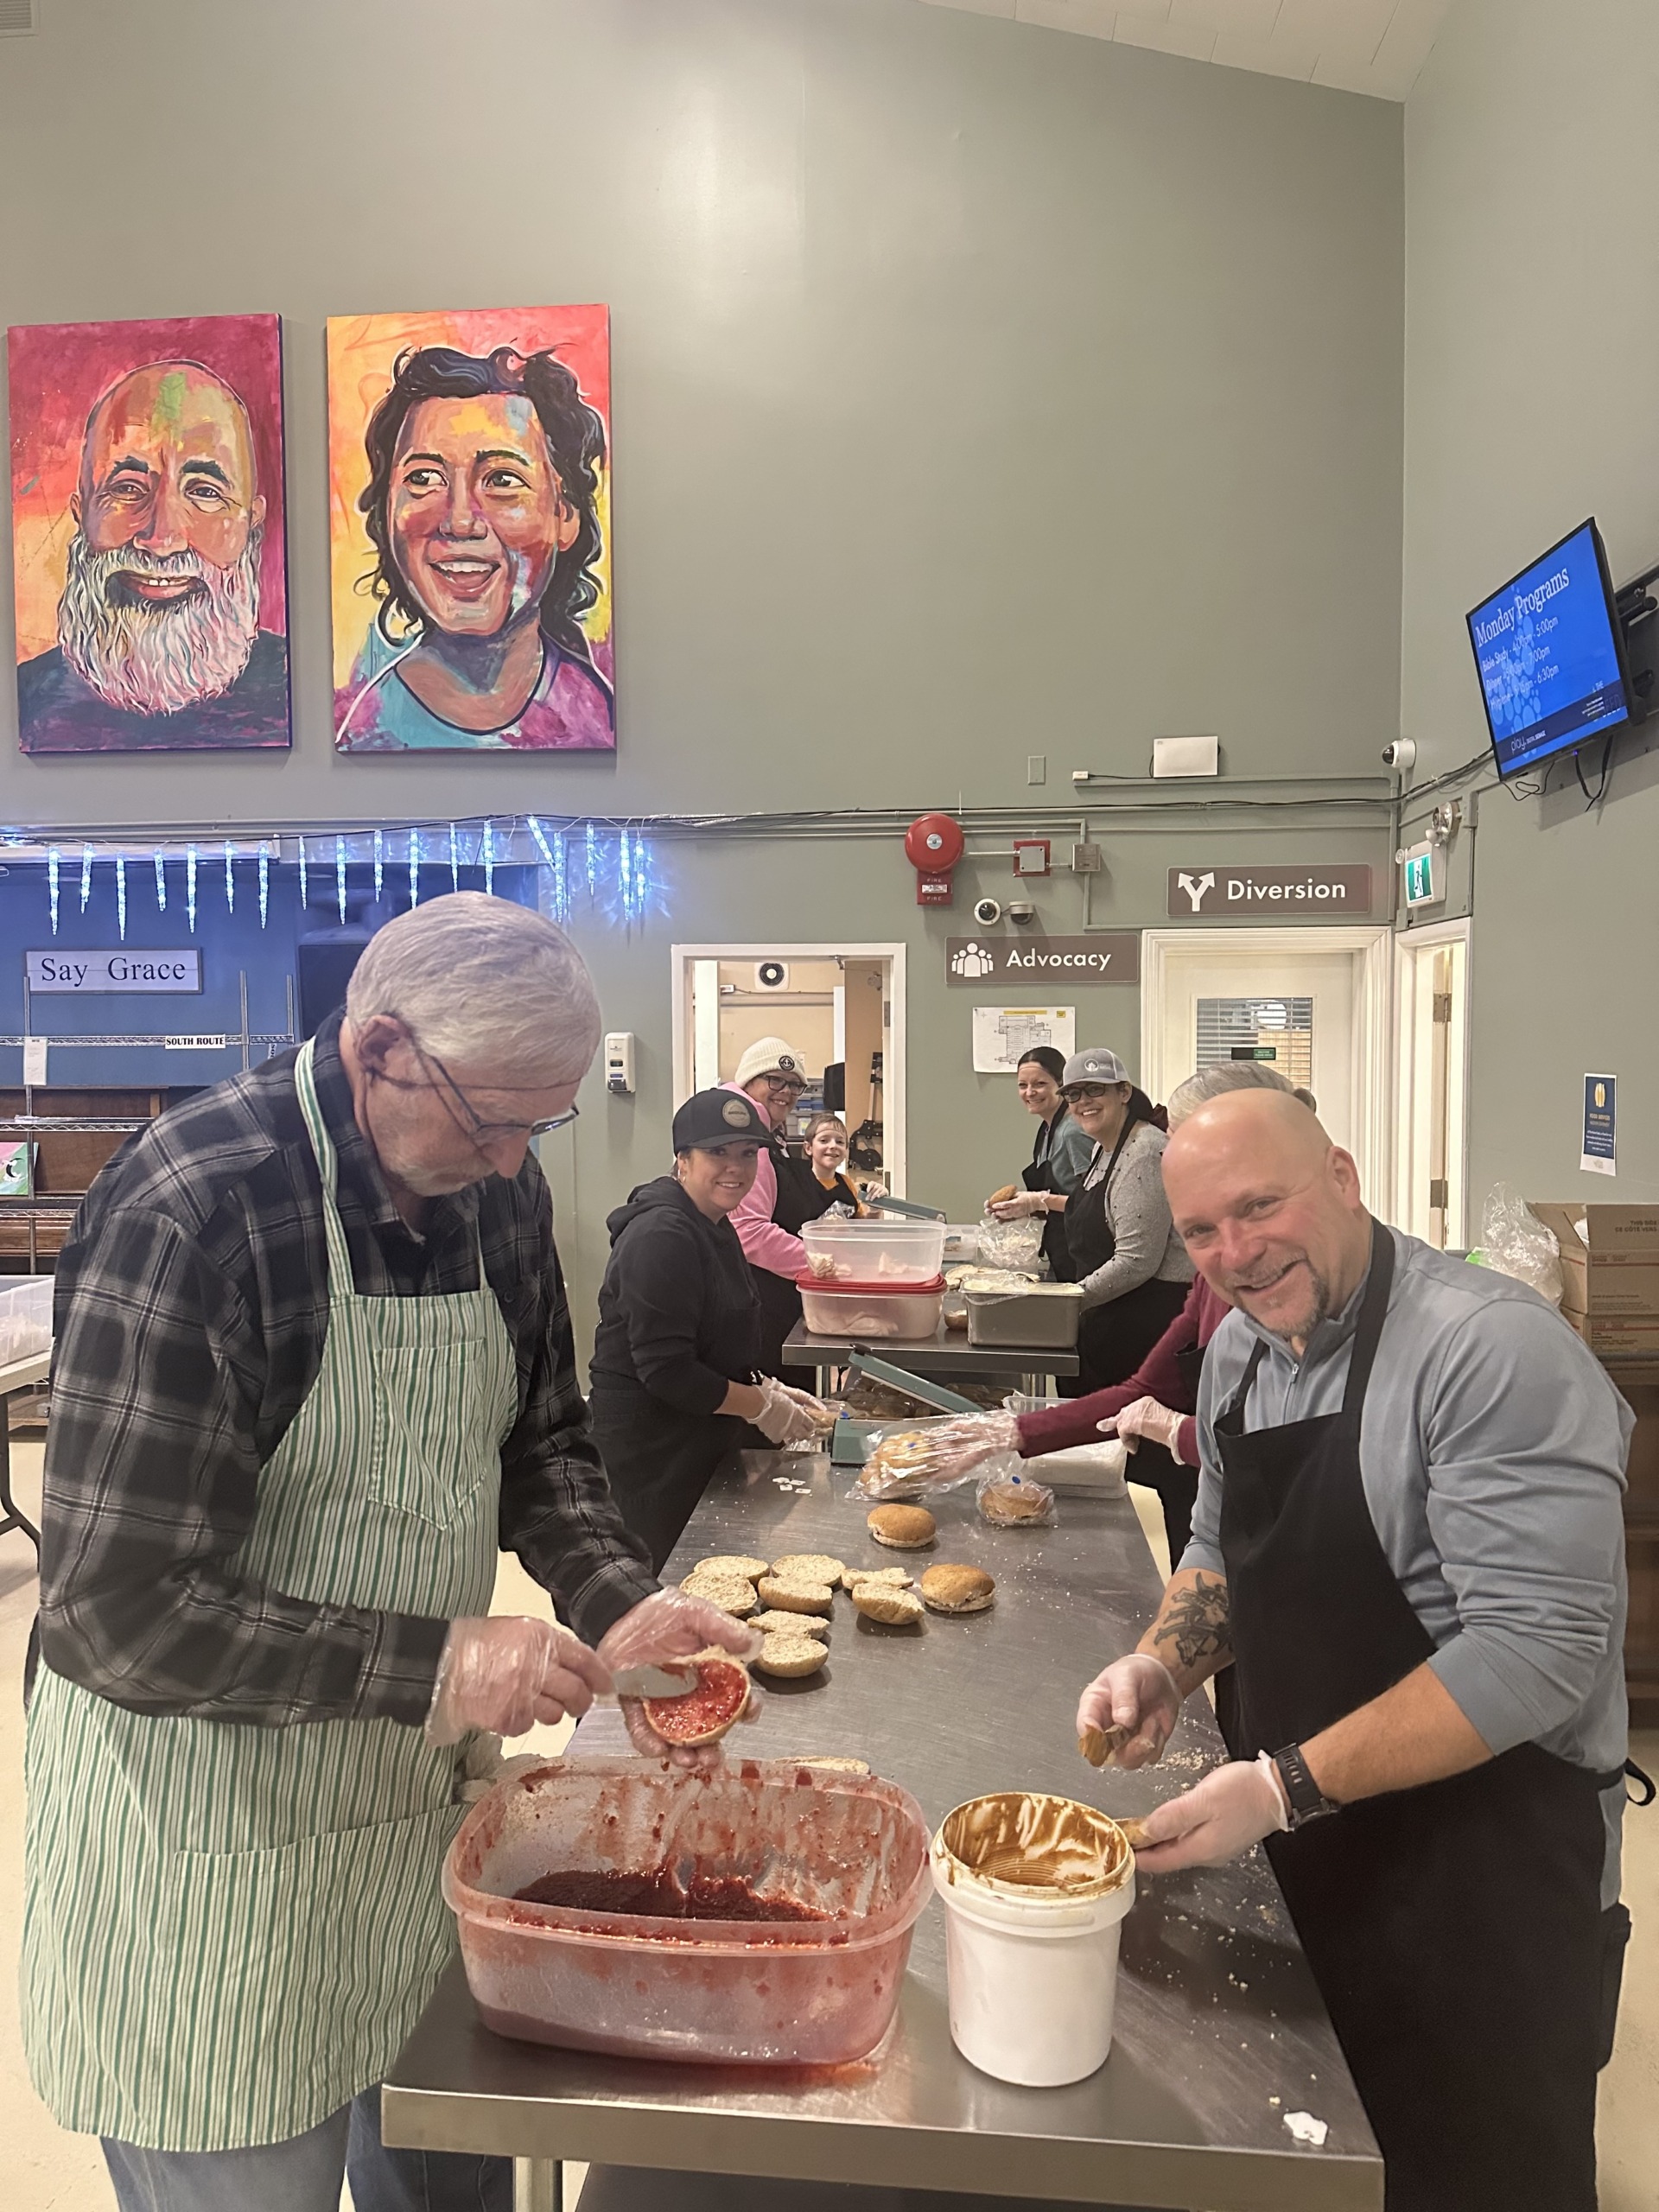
[{"xmin": 589, "ymin": 1088, "xmax": 826, "ymax": 1567}]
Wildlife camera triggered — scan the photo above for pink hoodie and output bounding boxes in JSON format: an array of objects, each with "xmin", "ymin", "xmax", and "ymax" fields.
[{"xmin": 721, "ymin": 1083, "xmax": 809, "ymax": 1280}]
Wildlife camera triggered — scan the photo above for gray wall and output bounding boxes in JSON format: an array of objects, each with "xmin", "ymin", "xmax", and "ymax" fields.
[
  {"xmin": 0, "ymin": 0, "xmax": 1404, "ymax": 1311},
  {"xmin": 1404, "ymin": 0, "xmax": 1659, "ymax": 1208}
]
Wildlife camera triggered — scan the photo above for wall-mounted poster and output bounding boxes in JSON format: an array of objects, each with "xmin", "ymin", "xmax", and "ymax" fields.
[
  {"xmin": 9, "ymin": 315, "xmax": 289, "ymax": 753},
  {"xmin": 327, "ymin": 306, "xmax": 614, "ymax": 753}
]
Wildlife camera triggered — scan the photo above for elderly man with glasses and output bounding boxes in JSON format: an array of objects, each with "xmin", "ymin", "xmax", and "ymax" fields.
[{"xmin": 23, "ymin": 892, "xmax": 756, "ymax": 2212}]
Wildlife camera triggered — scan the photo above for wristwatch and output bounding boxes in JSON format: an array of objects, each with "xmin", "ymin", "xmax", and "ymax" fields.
[{"xmin": 1271, "ymin": 1743, "xmax": 1339, "ymax": 1830}]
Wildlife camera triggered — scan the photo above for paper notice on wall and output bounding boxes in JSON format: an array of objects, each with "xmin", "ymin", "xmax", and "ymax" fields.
[
  {"xmin": 22, "ymin": 1037, "xmax": 47, "ymax": 1087},
  {"xmin": 971, "ymin": 1006, "xmax": 1076, "ymax": 1075},
  {"xmin": 1581, "ymin": 1074, "xmax": 1616, "ymax": 1177}
]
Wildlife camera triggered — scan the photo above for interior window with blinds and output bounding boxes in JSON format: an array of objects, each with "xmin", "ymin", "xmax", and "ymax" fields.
[{"xmin": 1195, "ymin": 997, "xmax": 1313, "ymax": 1090}]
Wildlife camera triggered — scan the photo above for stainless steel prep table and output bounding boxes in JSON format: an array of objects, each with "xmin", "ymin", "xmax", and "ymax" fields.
[
  {"xmin": 384, "ymin": 1453, "xmax": 1381, "ymax": 2211},
  {"xmin": 0, "ymin": 1347, "xmax": 48, "ymax": 1553},
  {"xmin": 782, "ymin": 1319, "xmax": 1080, "ymax": 1393}
]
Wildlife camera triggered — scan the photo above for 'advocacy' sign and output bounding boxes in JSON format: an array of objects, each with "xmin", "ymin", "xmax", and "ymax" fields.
[
  {"xmin": 946, "ymin": 934, "xmax": 1140, "ymax": 985},
  {"xmin": 27, "ymin": 949, "xmax": 203, "ymax": 994},
  {"xmin": 1166, "ymin": 866, "xmax": 1373, "ymax": 918}
]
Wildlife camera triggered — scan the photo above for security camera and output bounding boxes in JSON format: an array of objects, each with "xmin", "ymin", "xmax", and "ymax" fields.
[
  {"xmin": 1382, "ymin": 738, "xmax": 1417, "ymax": 772},
  {"xmin": 1007, "ymin": 900, "xmax": 1037, "ymax": 925},
  {"xmin": 972, "ymin": 897, "xmax": 1002, "ymax": 928}
]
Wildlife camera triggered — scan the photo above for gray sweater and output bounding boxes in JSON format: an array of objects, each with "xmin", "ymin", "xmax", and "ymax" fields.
[{"xmin": 1075, "ymin": 1119, "xmax": 1195, "ymax": 1308}]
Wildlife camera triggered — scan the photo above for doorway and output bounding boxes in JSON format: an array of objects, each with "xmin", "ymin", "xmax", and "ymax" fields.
[
  {"xmin": 671, "ymin": 943, "xmax": 906, "ymax": 1195},
  {"xmin": 1392, "ymin": 919, "xmax": 1471, "ymax": 1250},
  {"xmin": 1140, "ymin": 926, "xmax": 1393, "ymax": 1201}
]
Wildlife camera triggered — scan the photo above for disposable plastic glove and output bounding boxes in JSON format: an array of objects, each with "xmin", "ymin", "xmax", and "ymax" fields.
[
  {"xmin": 924, "ymin": 1409, "xmax": 1020, "ymax": 1482},
  {"xmin": 1130, "ymin": 1755, "xmax": 1289, "ymax": 1872},
  {"xmin": 988, "ymin": 1191, "xmax": 1048, "ymax": 1221},
  {"xmin": 753, "ymin": 1376, "xmax": 821, "ymax": 1445},
  {"xmin": 597, "ymin": 1588, "xmax": 764, "ymax": 1771},
  {"xmin": 426, "ymin": 1616, "xmax": 613, "ymax": 1745},
  {"xmin": 1099, "ymin": 1395, "xmax": 1189, "ymax": 1464},
  {"xmin": 1074, "ymin": 1652, "xmax": 1182, "ymax": 1770},
  {"xmin": 774, "ymin": 1382, "xmax": 834, "ymax": 1427}
]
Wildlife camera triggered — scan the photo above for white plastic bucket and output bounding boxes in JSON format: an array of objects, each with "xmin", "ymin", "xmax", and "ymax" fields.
[{"xmin": 930, "ymin": 1793, "xmax": 1135, "ymax": 2088}]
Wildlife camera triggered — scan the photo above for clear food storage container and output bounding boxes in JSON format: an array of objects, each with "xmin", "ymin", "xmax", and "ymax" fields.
[
  {"xmin": 0, "ymin": 1277, "xmax": 53, "ymax": 1369},
  {"xmin": 797, "ymin": 1274, "xmax": 946, "ymax": 1339},
  {"xmin": 444, "ymin": 1758, "xmax": 931, "ymax": 2066},
  {"xmin": 800, "ymin": 1217, "xmax": 946, "ymax": 1284},
  {"xmin": 965, "ymin": 1283, "xmax": 1085, "ymax": 1350}
]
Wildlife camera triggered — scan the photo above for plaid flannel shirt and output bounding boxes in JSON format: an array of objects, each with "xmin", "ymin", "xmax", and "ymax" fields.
[{"xmin": 36, "ymin": 1013, "xmax": 656, "ymax": 1727}]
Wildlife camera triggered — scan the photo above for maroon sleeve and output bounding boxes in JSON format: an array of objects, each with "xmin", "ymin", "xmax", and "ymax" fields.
[
  {"xmin": 1014, "ymin": 1280, "xmax": 1205, "ymax": 1458},
  {"xmin": 1176, "ymin": 1415, "xmax": 1199, "ymax": 1467}
]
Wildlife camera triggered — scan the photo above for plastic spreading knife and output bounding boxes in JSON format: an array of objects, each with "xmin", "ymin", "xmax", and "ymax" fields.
[{"xmin": 607, "ymin": 1664, "xmax": 698, "ymax": 1700}]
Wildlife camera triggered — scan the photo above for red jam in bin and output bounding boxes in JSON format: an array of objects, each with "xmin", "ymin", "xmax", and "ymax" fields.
[{"xmin": 443, "ymin": 1758, "xmax": 931, "ymax": 2065}]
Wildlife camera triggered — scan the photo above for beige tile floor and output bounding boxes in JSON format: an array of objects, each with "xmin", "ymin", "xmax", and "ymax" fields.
[{"xmin": 1, "ymin": 1447, "xmax": 1654, "ymax": 2210}]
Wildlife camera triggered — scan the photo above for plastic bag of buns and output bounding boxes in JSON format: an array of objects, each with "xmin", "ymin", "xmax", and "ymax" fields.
[
  {"xmin": 856, "ymin": 1413, "xmax": 1020, "ymax": 1500},
  {"xmin": 976, "ymin": 1467, "xmax": 1056, "ymax": 1528}
]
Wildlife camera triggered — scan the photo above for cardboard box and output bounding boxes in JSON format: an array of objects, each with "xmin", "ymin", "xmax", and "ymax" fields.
[
  {"xmin": 1566, "ymin": 1309, "xmax": 1659, "ymax": 1362},
  {"xmin": 1531, "ymin": 1204, "xmax": 1659, "ymax": 1318}
]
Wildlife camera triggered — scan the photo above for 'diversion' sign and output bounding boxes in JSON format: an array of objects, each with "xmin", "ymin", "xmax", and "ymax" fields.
[{"xmin": 1166, "ymin": 866, "xmax": 1373, "ymax": 918}]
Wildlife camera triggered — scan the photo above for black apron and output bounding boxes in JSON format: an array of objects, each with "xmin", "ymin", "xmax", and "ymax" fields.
[
  {"xmin": 1062, "ymin": 1122, "xmax": 1189, "ymax": 1400},
  {"xmin": 1216, "ymin": 1221, "xmax": 1610, "ymax": 2212},
  {"xmin": 753, "ymin": 1133, "xmax": 814, "ymax": 1382},
  {"xmin": 589, "ymin": 1381, "xmax": 746, "ymax": 1575},
  {"xmin": 1021, "ymin": 1111, "xmax": 1076, "ymax": 1283}
]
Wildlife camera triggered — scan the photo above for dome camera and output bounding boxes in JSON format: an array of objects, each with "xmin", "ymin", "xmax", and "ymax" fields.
[
  {"xmin": 1007, "ymin": 900, "xmax": 1037, "ymax": 925},
  {"xmin": 1381, "ymin": 738, "xmax": 1416, "ymax": 772},
  {"xmin": 972, "ymin": 896, "xmax": 1002, "ymax": 928}
]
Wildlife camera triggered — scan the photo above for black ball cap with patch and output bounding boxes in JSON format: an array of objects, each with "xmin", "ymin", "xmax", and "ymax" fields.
[{"xmin": 673, "ymin": 1087, "xmax": 772, "ymax": 1151}]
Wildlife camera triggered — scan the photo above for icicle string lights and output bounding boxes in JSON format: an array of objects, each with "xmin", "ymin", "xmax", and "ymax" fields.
[
  {"xmin": 48, "ymin": 848, "xmax": 60, "ymax": 935},
  {"xmin": 408, "ymin": 827, "xmax": 421, "ymax": 907},
  {"xmin": 155, "ymin": 851, "xmax": 167, "ymax": 912},
  {"xmin": 585, "ymin": 822, "xmax": 599, "ymax": 901},
  {"xmin": 298, "ymin": 838, "xmax": 308, "ymax": 911},
  {"xmin": 186, "ymin": 846, "xmax": 198, "ymax": 931},
  {"xmin": 224, "ymin": 839, "xmax": 236, "ymax": 916},
  {"xmin": 80, "ymin": 845, "xmax": 93, "ymax": 912},
  {"xmin": 482, "ymin": 817, "xmax": 494, "ymax": 897},
  {"xmin": 373, "ymin": 827, "xmax": 385, "ymax": 904},
  {"xmin": 116, "ymin": 855, "xmax": 128, "ymax": 940},
  {"xmin": 449, "ymin": 823, "xmax": 461, "ymax": 893},
  {"xmin": 335, "ymin": 834, "xmax": 348, "ymax": 924},
  {"xmin": 257, "ymin": 844, "xmax": 270, "ymax": 928}
]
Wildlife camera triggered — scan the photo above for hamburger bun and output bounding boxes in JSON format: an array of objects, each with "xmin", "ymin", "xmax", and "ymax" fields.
[
  {"xmin": 771, "ymin": 1554, "xmax": 847, "ymax": 1586},
  {"xmin": 756, "ymin": 1575, "xmax": 835, "ymax": 1615},
  {"xmin": 867, "ymin": 1503, "xmax": 937, "ymax": 1550},
  {"xmin": 752, "ymin": 1609, "xmax": 830, "ymax": 1638},
  {"xmin": 696, "ymin": 1554, "xmax": 769, "ymax": 1583},
  {"xmin": 978, "ymin": 1478, "xmax": 1052, "ymax": 1527},
  {"xmin": 862, "ymin": 1430, "xmax": 935, "ymax": 1492},
  {"xmin": 919, "ymin": 1563, "xmax": 996, "ymax": 1615},
  {"xmin": 843, "ymin": 1566, "xmax": 912, "ymax": 1591},
  {"xmin": 678, "ymin": 1574, "xmax": 759, "ymax": 1618},
  {"xmin": 851, "ymin": 1583, "xmax": 925, "ymax": 1627},
  {"xmin": 753, "ymin": 1634, "xmax": 828, "ymax": 1679}
]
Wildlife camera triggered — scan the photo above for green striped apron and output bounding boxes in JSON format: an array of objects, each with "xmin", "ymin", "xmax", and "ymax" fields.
[{"xmin": 21, "ymin": 1037, "xmax": 517, "ymax": 2151}]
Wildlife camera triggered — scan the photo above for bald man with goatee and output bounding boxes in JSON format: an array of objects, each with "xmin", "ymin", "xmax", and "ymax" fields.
[
  {"xmin": 1078, "ymin": 1090, "xmax": 1631, "ymax": 2212},
  {"xmin": 18, "ymin": 358, "xmax": 289, "ymax": 752}
]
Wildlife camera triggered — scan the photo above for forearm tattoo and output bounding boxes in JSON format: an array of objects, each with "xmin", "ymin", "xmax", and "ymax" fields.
[{"xmin": 1152, "ymin": 1573, "xmax": 1232, "ymax": 1676}]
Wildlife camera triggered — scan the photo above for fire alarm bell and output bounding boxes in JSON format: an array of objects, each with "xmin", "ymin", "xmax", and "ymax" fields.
[
  {"xmin": 1012, "ymin": 838, "xmax": 1051, "ymax": 877},
  {"xmin": 904, "ymin": 813, "xmax": 965, "ymax": 906}
]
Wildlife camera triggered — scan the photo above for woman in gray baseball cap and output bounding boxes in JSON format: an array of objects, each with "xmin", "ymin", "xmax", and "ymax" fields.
[
  {"xmin": 997, "ymin": 1046, "xmax": 1192, "ymax": 1400},
  {"xmin": 589, "ymin": 1088, "xmax": 824, "ymax": 1567}
]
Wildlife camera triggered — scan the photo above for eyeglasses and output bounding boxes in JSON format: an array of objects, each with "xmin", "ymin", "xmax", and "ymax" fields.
[
  {"xmin": 760, "ymin": 1073, "xmax": 805, "ymax": 1096},
  {"xmin": 1061, "ymin": 1084, "xmax": 1113, "ymax": 1105},
  {"xmin": 387, "ymin": 1029, "xmax": 581, "ymax": 1147}
]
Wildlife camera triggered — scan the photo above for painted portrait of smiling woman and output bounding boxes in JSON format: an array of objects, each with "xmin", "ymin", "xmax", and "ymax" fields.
[{"xmin": 328, "ymin": 308, "xmax": 615, "ymax": 752}]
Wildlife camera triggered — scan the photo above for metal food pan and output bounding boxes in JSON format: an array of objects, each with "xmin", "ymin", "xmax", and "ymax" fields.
[{"xmin": 964, "ymin": 1287, "xmax": 1084, "ymax": 1350}]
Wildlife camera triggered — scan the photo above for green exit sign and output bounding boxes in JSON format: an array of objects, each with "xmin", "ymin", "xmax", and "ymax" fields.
[{"xmin": 1403, "ymin": 846, "xmax": 1438, "ymax": 908}]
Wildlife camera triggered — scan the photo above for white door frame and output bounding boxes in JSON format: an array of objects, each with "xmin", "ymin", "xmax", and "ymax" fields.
[
  {"xmin": 671, "ymin": 941, "xmax": 908, "ymax": 1196},
  {"xmin": 1391, "ymin": 916, "xmax": 1473, "ymax": 1248},
  {"xmin": 1139, "ymin": 925, "xmax": 1394, "ymax": 1204}
]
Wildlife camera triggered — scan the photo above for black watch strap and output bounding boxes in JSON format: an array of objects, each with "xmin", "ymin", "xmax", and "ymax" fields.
[{"xmin": 1272, "ymin": 1743, "xmax": 1338, "ymax": 1829}]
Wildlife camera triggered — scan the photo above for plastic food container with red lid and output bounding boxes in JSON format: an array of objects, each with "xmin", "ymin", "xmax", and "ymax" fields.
[
  {"xmin": 797, "ymin": 1274, "xmax": 947, "ymax": 1339},
  {"xmin": 444, "ymin": 1758, "xmax": 931, "ymax": 2066}
]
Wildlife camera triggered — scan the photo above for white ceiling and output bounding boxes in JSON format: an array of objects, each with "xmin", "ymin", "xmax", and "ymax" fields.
[{"xmin": 917, "ymin": 0, "xmax": 1454, "ymax": 101}]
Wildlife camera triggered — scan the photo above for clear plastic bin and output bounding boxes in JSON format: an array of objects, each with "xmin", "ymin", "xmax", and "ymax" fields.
[
  {"xmin": 445, "ymin": 1758, "xmax": 931, "ymax": 2065},
  {"xmin": 0, "ymin": 1277, "xmax": 52, "ymax": 1369},
  {"xmin": 797, "ymin": 1274, "xmax": 945, "ymax": 1339},
  {"xmin": 800, "ymin": 1217, "xmax": 946, "ymax": 1284},
  {"xmin": 965, "ymin": 1283, "xmax": 1085, "ymax": 1350}
]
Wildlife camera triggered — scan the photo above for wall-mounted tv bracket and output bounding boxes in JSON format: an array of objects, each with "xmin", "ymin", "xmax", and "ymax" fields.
[{"xmin": 1614, "ymin": 558, "xmax": 1659, "ymax": 721}]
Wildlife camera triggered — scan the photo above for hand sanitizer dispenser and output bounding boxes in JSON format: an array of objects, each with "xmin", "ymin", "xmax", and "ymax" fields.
[{"xmin": 604, "ymin": 1033, "xmax": 636, "ymax": 1094}]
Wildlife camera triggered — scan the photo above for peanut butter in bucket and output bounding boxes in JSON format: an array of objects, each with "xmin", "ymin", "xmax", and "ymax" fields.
[{"xmin": 938, "ymin": 1792, "xmax": 1132, "ymax": 1900}]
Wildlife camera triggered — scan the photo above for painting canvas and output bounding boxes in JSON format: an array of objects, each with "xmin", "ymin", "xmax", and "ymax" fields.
[
  {"xmin": 327, "ymin": 305, "xmax": 613, "ymax": 753},
  {"xmin": 10, "ymin": 314, "xmax": 289, "ymax": 753}
]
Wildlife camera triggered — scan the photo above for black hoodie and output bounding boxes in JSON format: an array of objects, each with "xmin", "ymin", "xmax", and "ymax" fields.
[{"xmin": 590, "ymin": 1176, "xmax": 762, "ymax": 1415}]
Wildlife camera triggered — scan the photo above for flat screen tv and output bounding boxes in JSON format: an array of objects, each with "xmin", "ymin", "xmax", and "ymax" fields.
[{"xmin": 1465, "ymin": 518, "xmax": 1631, "ymax": 780}]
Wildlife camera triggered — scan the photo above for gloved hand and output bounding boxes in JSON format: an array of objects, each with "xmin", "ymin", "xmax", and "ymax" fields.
[
  {"xmin": 753, "ymin": 1376, "xmax": 822, "ymax": 1446},
  {"xmin": 597, "ymin": 1589, "xmax": 764, "ymax": 1771},
  {"xmin": 1099, "ymin": 1396, "xmax": 1188, "ymax": 1464},
  {"xmin": 426, "ymin": 1616, "xmax": 613, "ymax": 1745},
  {"xmin": 1130, "ymin": 1755, "xmax": 1289, "ymax": 1872},
  {"xmin": 924, "ymin": 1408, "xmax": 1020, "ymax": 1482},
  {"xmin": 988, "ymin": 1191, "xmax": 1048, "ymax": 1221},
  {"xmin": 1075, "ymin": 1652, "xmax": 1182, "ymax": 1770},
  {"xmin": 774, "ymin": 1382, "xmax": 832, "ymax": 1426}
]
